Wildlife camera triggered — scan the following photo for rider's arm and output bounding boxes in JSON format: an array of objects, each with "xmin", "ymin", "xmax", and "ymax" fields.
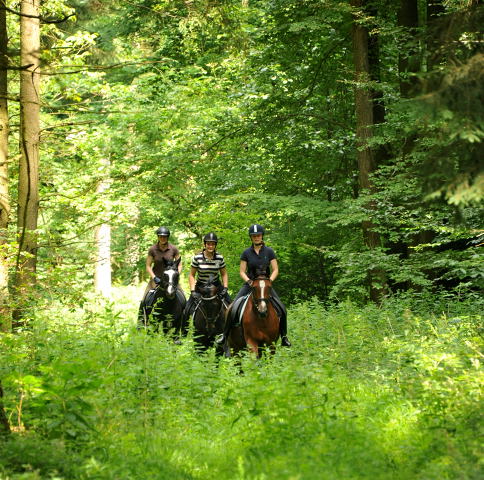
[
  {"xmin": 220, "ymin": 267, "xmax": 228, "ymax": 288},
  {"xmin": 175, "ymin": 254, "xmax": 183, "ymax": 273},
  {"xmin": 239, "ymin": 260, "xmax": 251, "ymax": 283},
  {"xmin": 269, "ymin": 258, "xmax": 279, "ymax": 282},
  {"xmin": 188, "ymin": 266, "xmax": 197, "ymax": 291},
  {"xmin": 146, "ymin": 254, "xmax": 156, "ymax": 280}
]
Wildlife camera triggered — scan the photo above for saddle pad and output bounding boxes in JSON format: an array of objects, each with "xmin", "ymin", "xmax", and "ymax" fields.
[
  {"xmin": 144, "ymin": 288, "xmax": 159, "ymax": 308},
  {"xmin": 233, "ymin": 294, "xmax": 250, "ymax": 326}
]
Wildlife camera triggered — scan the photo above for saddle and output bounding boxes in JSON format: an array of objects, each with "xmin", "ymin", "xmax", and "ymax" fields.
[
  {"xmin": 144, "ymin": 287, "xmax": 186, "ymax": 310},
  {"xmin": 143, "ymin": 287, "xmax": 159, "ymax": 309},
  {"xmin": 228, "ymin": 294, "xmax": 250, "ymax": 326},
  {"xmin": 229, "ymin": 294, "xmax": 284, "ymax": 326}
]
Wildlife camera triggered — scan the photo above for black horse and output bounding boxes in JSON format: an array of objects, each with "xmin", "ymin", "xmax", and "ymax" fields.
[
  {"xmin": 138, "ymin": 259, "xmax": 186, "ymax": 340},
  {"xmin": 191, "ymin": 276, "xmax": 228, "ymax": 353}
]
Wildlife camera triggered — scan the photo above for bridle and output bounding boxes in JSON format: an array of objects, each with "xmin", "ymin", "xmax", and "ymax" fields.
[
  {"xmin": 160, "ymin": 264, "xmax": 179, "ymax": 299},
  {"xmin": 194, "ymin": 287, "xmax": 225, "ymax": 333},
  {"xmin": 250, "ymin": 277, "xmax": 272, "ymax": 316}
]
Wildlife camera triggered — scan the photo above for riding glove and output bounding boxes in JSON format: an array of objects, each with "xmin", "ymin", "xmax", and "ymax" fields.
[
  {"xmin": 220, "ymin": 287, "xmax": 228, "ymax": 296},
  {"xmin": 153, "ymin": 276, "xmax": 161, "ymax": 285},
  {"xmin": 191, "ymin": 290, "xmax": 201, "ymax": 299}
]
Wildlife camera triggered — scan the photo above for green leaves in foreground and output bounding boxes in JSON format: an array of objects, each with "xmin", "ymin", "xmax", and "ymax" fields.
[{"xmin": 0, "ymin": 294, "xmax": 482, "ymax": 479}]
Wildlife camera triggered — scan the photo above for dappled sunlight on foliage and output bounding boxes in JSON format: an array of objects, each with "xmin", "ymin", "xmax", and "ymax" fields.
[{"xmin": 1, "ymin": 292, "xmax": 482, "ymax": 479}]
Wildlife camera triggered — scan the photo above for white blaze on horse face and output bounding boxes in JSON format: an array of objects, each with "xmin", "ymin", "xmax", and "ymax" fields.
[
  {"xmin": 258, "ymin": 280, "xmax": 267, "ymax": 313},
  {"xmin": 166, "ymin": 269, "xmax": 176, "ymax": 296}
]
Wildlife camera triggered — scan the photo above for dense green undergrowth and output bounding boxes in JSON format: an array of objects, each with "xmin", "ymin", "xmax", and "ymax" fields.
[{"xmin": 0, "ymin": 288, "xmax": 482, "ymax": 480}]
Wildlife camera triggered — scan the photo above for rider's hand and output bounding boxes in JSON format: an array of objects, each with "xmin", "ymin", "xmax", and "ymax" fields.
[
  {"xmin": 246, "ymin": 280, "xmax": 253, "ymax": 287},
  {"xmin": 191, "ymin": 290, "xmax": 201, "ymax": 299},
  {"xmin": 220, "ymin": 287, "xmax": 228, "ymax": 296},
  {"xmin": 153, "ymin": 276, "xmax": 161, "ymax": 285}
]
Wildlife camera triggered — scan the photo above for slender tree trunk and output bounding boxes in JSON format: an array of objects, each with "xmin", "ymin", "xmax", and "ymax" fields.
[
  {"xmin": 351, "ymin": 0, "xmax": 387, "ymax": 302},
  {"xmin": 0, "ymin": 381, "xmax": 10, "ymax": 435},
  {"xmin": 398, "ymin": 0, "xmax": 420, "ymax": 97},
  {"xmin": 0, "ymin": 1, "xmax": 10, "ymax": 331},
  {"xmin": 94, "ymin": 223, "xmax": 112, "ymax": 298},
  {"xmin": 94, "ymin": 158, "xmax": 111, "ymax": 298},
  {"xmin": 15, "ymin": 0, "xmax": 40, "ymax": 309}
]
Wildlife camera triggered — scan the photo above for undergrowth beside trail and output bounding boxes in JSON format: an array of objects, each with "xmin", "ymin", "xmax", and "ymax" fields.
[{"xmin": 0, "ymin": 288, "xmax": 482, "ymax": 479}]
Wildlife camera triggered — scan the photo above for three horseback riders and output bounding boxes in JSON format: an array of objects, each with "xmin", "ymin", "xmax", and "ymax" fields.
[{"xmin": 139, "ymin": 224, "xmax": 291, "ymax": 348}]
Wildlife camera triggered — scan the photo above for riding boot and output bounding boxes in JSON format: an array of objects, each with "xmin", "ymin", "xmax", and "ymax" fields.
[
  {"xmin": 215, "ymin": 312, "xmax": 234, "ymax": 344},
  {"xmin": 279, "ymin": 313, "xmax": 291, "ymax": 347},
  {"xmin": 137, "ymin": 301, "xmax": 149, "ymax": 330}
]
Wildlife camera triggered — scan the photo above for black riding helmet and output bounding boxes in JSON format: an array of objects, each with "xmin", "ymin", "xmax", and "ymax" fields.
[
  {"xmin": 248, "ymin": 224, "xmax": 265, "ymax": 236},
  {"xmin": 203, "ymin": 232, "xmax": 218, "ymax": 243},
  {"xmin": 156, "ymin": 226, "xmax": 170, "ymax": 237}
]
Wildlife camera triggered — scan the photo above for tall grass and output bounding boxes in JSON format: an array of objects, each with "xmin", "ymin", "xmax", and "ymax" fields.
[{"xmin": 0, "ymin": 288, "xmax": 482, "ymax": 479}]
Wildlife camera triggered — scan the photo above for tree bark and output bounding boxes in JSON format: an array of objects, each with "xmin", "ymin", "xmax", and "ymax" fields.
[
  {"xmin": 398, "ymin": 0, "xmax": 420, "ymax": 97},
  {"xmin": 94, "ymin": 158, "xmax": 111, "ymax": 298},
  {"xmin": 0, "ymin": 1, "xmax": 10, "ymax": 332},
  {"xmin": 15, "ymin": 0, "xmax": 40, "ymax": 304},
  {"xmin": 0, "ymin": 381, "xmax": 10, "ymax": 435},
  {"xmin": 351, "ymin": 0, "xmax": 387, "ymax": 302}
]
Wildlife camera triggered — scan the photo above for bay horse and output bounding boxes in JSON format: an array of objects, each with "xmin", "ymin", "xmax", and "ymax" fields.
[
  {"xmin": 224, "ymin": 276, "xmax": 280, "ymax": 358},
  {"xmin": 192, "ymin": 275, "xmax": 227, "ymax": 354},
  {"xmin": 139, "ymin": 259, "xmax": 186, "ymax": 340}
]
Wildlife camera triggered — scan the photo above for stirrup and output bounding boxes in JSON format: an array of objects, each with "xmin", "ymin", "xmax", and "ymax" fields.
[{"xmin": 215, "ymin": 333, "xmax": 225, "ymax": 344}]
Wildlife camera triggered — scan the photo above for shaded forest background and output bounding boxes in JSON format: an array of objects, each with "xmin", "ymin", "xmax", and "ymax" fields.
[
  {"xmin": 0, "ymin": 0, "xmax": 482, "ymax": 318},
  {"xmin": 0, "ymin": 1, "xmax": 482, "ymax": 479}
]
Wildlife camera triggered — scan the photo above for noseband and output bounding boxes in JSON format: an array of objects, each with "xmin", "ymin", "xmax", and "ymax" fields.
[
  {"xmin": 251, "ymin": 277, "xmax": 272, "ymax": 310},
  {"xmin": 195, "ymin": 289, "xmax": 224, "ymax": 331}
]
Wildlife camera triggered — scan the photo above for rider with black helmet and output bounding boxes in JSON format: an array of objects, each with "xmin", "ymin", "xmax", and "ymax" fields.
[
  {"xmin": 216, "ymin": 224, "xmax": 291, "ymax": 347},
  {"xmin": 143, "ymin": 227, "xmax": 182, "ymax": 300},
  {"xmin": 138, "ymin": 226, "xmax": 183, "ymax": 320},
  {"xmin": 146, "ymin": 226, "xmax": 182, "ymax": 286},
  {"xmin": 183, "ymin": 232, "xmax": 231, "ymax": 323}
]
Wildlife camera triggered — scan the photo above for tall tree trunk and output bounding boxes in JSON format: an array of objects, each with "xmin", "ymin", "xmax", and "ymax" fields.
[
  {"xmin": 398, "ymin": 0, "xmax": 420, "ymax": 97},
  {"xmin": 15, "ymin": 0, "xmax": 40, "ymax": 311},
  {"xmin": 351, "ymin": 0, "xmax": 387, "ymax": 302},
  {"xmin": 0, "ymin": 1, "xmax": 10, "ymax": 332},
  {"xmin": 94, "ymin": 222, "xmax": 112, "ymax": 298},
  {"xmin": 94, "ymin": 158, "xmax": 111, "ymax": 298},
  {"xmin": 0, "ymin": 381, "xmax": 10, "ymax": 435}
]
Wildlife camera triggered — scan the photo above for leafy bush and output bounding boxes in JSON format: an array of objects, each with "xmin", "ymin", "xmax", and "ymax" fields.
[{"xmin": 0, "ymin": 292, "xmax": 482, "ymax": 479}]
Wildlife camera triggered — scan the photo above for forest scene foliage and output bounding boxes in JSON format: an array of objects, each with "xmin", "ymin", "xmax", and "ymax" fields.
[{"xmin": 0, "ymin": 0, "xmax": 482, "ymax": 479}]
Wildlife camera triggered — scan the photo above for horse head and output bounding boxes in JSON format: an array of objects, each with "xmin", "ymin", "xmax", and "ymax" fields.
[
  {"xmin": 161, "ymin": 258, "xmax": 180, "ymax": 299},
  {"xmin": 199, "ymin": 274, "xmax": 219, "ymax": 299},
  {"xmin": 251, "ymin": 276, "xmax": 272, "ymax": 317},
  {"xmin": 194, "ymin": 274, "xmax": 223, "ymax": 337}
]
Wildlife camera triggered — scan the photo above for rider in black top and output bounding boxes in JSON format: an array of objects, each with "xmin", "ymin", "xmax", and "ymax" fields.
[{"xmin": 216, "ymin": 224, "xmax": 291, "ymax": 347}]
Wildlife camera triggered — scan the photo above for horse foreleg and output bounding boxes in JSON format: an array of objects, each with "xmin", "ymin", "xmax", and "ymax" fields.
[{"xmin": 246, "ymin": 339, "xmax": 259, "ymax": 358}]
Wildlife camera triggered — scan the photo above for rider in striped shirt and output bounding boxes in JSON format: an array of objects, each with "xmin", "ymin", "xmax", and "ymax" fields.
[{"xmin": 183, "ymin": 232, "xmax": 231, "ymax": 321}]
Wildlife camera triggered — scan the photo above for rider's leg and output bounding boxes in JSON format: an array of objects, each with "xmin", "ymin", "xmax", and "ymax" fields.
[
  {"xmin": 137, "ymin": 281, "xmax": 153, "ymax": 330},
  {"xmin": 216, "ymin": 283, "xmax": 250, "ymax": 343},
  {"xmin": 272, "ymin": 289, "xmax": 291, "ymax": 347},
  {"xmin": 180, "ymin": 294, "xmax": 194, "ymax": 337}
]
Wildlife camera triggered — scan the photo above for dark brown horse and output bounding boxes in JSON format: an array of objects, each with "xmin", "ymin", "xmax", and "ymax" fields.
[
  {"xmin": 192, "ymin": 276, "xmax": 227, "ymax": 354},
  {"xmin": 224, "ymin": 276, "xmax": 280, "ymax": 358}
]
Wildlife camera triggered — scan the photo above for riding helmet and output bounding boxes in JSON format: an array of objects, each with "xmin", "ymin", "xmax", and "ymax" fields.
[
  {"xmin": 156, "ymin": 226, "xmax": 170, "ymax": 237},
  {"xmin": 203, "ymin": 232, "xmax": 218, "ymax": 243},
  {"xmin": 248, "ymin": 224, "xmax": 265, "ymax": 236}
]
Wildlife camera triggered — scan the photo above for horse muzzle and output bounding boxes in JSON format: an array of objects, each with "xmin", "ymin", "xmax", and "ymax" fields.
[
  {"xmin": 166, "ymin": 285, "xmax": 176, "ymax": 299},
  {"xmin": 256, "ymin": 300, "xmax": 268, "ymax": 317}
]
